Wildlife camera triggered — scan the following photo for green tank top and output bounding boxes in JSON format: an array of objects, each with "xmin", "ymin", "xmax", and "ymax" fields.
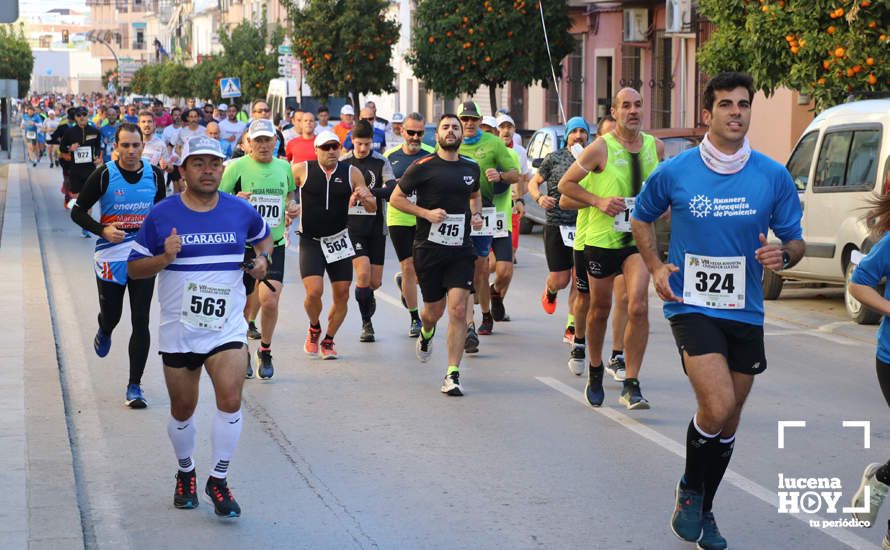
[
  {"xmin": 573, "ymin": 172, "xmax": 596, "ymax": 252},
  {"xmin": 583, "ymin": 132, "xmax": 659, "ymax": 249},
  {"xmin": 459, "ymin": 132, "xmax": 517, "ymax": 212}
]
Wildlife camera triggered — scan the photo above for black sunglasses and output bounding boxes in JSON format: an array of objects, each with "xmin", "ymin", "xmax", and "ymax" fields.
[
  {"xmin": 317, "ymin": 142, "xmax": 340, "ymax": 151},
  {"xmin": 404, "ymin": 129, "xmax": 423, "ymax": 137}
]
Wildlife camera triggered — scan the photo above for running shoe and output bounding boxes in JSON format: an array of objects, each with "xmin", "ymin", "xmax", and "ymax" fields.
[
  {"xmin": 562, "ymin": 324, "xmax": 575, "ymax": 344},
  {"xmin": 394, "ymin": 272, "xmax": 407, "ymax": 309},
  {"xmin": 567, "ymin": 344, "xmax": 585, "ymax": 376},
  {"xmin": 205, "ymin": 477, "xmax": 241, "ymax": 518},
  {"xmin": 360, "ymin": 321, "xmax": 375, "ymax": 343},
  {"xmin": 541, "ymin": 288, "xmax": 557, "ymax": 314},
  {"xmin": 478, "ymin": 314, "xmax": 494, "ymax": 335},
  {"xmin": 256, "ymin": 349, "xmax": 274, "ymax": 379},
  {"xmin": 174, "ymin": 470, "xmax": 198, "ymax": 509},
  {"xmin": 619, "ymin": 379, "xmax": 650, "ymax": 410},
  {"xmin": 320, "ymin": 338, "xmax": 338, "ymax": 360},
  {"xmin": 584, "ymin": 364, "xmax": 605, "ymax": 407},
  {"xmin": 441, "ymin": 371, "xmax": 463, "ymax": 396},
  {"xmin": 246, "ymin": 321, "xmax": 261, "ymax": 340},
  {"xmin": 369, "ymin": 293, "xmax": 377, "ymax": 318},
  {"xmin": 245, "ymin": 354, "xmax": 254, "ymax": 379},
  {"xmin": 416, "ymin": 327, "xmax": 434, "ymax": 362},
  {"xmin": 490, "ymin": 284, "xmax": 507, "ymax": 321},
  {"xmin": 304, "ymin": 326, "xmax": 322, "ymax": 355},
  {"xmin": 851, "ymin": 462, "xmax": 889, "ymax": 525},
  {"xmin": 93, "ymin": 327, "xmax": 111, "ymax": 358},
  {"xmin": 883, "ymin": 531, "xmax": 890, "ymax": 550},
  {"xmin": 697, "ymin": 511, "xmax": 727, "ymax": 550},
  {"xmin": 606, "ymin": 354, "xmax": 627, "ymax": 381},
  {"xmin": 671, "ymin": 477, "xmax": 704, "ymax": 542},
  {"xmin": 125, "ymin": 384, "xmax": 147, "ymax": 409},
  {"xmin": 465, "ymin": 326, "xmax": 479, "ymax": 354},
  {"xmin": 408, "ymin": 318, "xmax": 421, "ymax": 338}
]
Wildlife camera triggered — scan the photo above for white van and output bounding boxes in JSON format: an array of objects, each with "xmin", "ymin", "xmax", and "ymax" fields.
[
  {"xmin": 765, "ymin": 99, "xmax": 890, "ymax": 323},
  {"xmin": 266, "ymin": 78, "xmax": 299, "ymax": 123}
]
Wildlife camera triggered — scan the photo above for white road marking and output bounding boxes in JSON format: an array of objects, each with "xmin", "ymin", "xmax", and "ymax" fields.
[
  {"xmin": 536, "ymin": 376, "xmax": 878, "ymax": 550},
  {"xmin": 376, "ymin": 289, "xmax": 405, "ymax": 309}
]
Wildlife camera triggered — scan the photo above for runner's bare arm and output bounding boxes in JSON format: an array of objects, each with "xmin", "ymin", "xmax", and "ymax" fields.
[
  {"xmin": 631, "ymin": 218, "xmax": 681, "ymax": 303},
  {"xmin": 291, "ymin": 161, "xmax": 308, "ymax": 188},
  {"xmin": 849, "ymin": 282, "xmax": 890, "ymax": 317},
  {"xmin": 558, "ymin": 194, "xmax": 587, "ymax": 211},
  {"xmin": 558, "ymin": 138, "xmax": 622, "ymax": 214},
  {"xmin": 655, "ymin": 138, "xmax": 666, "ymax": 161},
  {"xmin": 350, "ymin": 166, "xmax": 376, "ymax": 212}
]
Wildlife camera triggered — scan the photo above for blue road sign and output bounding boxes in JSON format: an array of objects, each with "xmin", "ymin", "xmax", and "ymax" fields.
[{"xmin": 220, "ymin": 77, "xmax": 242, "ymax": 99}]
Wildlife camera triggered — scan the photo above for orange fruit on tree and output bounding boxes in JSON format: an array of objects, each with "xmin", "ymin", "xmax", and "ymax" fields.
[
  {"xmin": 861, "ymin": 0, "xmax": 871, "ymax": 6},
  {"xmin": 823, "ymin": 59, "xmax": 832, "ymax": 69},
  {"xmin": 868, "ymin": 21, "xmax": 877, "ymax": 28},
  {"xmin": 817, "ymin": 77, "xmax": 826, "ymax": 85},
  {"xmin": 786, "ymin": 34, "xmax": 795, "ymax": 42},
  {"xmin": 868, "ymin": 74, "xmax": 877, "ymax": 85},
  {"xmin": 827, "ymin": 26, "xmax": 836, "ymax": 34},
  {"xmin": 853, "ymin": 64, "xmax": 862, "ymax": 73},
  {"xmin": 846, "ymin": 68, "xmax": 855, "ymax": 77},
  {"xmin": 834, "ymin": 46, "xmax": 846, "ymax": 57},
  {"xmin": 791, "ymin": 46, "xmax": 799, "ymax": 54},
  {"xmin": 866, "ymin": 57, "xmax": 874, "ymax": 66}
]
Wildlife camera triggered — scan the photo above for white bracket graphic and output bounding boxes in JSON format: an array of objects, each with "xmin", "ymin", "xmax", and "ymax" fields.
[
  {"xmin": 777, "ymin": 420, "xmax": 806, "ymax": 449},
  {"xmin": 842, "ymin": 421, "xmax": 871, "ymax": 449}
]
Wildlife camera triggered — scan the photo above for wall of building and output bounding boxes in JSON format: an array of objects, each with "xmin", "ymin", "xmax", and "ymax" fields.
[{"xmin": 747, "ymin": 88, "xmax": 816, "ymax": 163}]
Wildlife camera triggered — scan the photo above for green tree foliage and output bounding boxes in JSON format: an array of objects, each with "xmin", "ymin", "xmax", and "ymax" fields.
[
  {"xmin": 289, "ymin": 0, "xmax": 400, "ymax": 107},
  {"xmin": 159, "ymin": 63, "xmax": 191, "ymax": 99},
  {"xmin": 699, "ymin": 0, "xmax": 889, "ymax": 111},
  {"xmin": 0, "ymin": 24, "xmax": 34, "ymax": 98},
  {"xmin": 407, "ymin": 0, "xmax": 575, "ymax": 113},
  {"xmin": 130, "ymin": 64, "xmax": 160, "ymax": 95}
]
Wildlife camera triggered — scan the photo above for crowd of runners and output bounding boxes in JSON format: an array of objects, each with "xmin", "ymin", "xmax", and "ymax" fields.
[{"xmin": 21, "ymin": 71, "xmax": 890, "ymax": 550}]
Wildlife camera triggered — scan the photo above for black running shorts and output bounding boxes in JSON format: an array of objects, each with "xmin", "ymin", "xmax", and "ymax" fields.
[
  {"xmin": 583, "ymin": 245, "xmax": 638, "ymax": 279},
  {"xmin": 298, "ymin": 237, "xmax": 353, "ymax": 282},
  {"xmin": 161, "ymin": 342, "xmax": 245, "ymax": 371},
  {"xmin": 388, "ymin": 225, "xmax": 416, "ymax": 262},
  {"xmin": 243, "ymin": 244, "xmax": 286, "ymax": 294},
  {"xmin": 669, "ymin": 313, "xmax": 766, "ymax": 375},
  {"xmin": 413, "ymin": 245, "xmax": 475, "ymax": 303},
  {"xmin": 352, "ymin": 231, "xmax": 387, "ymax": 265},
  {"xmin": 491, "ymin": 235, "xmax": 513, "ymax": 262},
  {"xmin": 574, "ymin": 250, "xmax": 589, "ymax": 294},
  {"xmin": 543, "ymin": 224, "xmax": 574, "ymax": 273}
]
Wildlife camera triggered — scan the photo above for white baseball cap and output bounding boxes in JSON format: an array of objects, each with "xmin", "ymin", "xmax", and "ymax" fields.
[
  {"xmin": 497, "ymin": 114, "xmax": 515, "ymax": 127},
  {"xmin": 217, "ymin": 103, "xmax": 228, "ymax": 110},
  {"xmin": 314, "ymin": 130, "xmax": 341, "ymax": 148},
  {"xmin": 248, "ymin": 119, "xmax": 276, "ymax": 139},
  {"xmin": 340, "ymin": 104, "xmax": 355, "ymax": 116},
  {"xmin": 391, "ymin": 112, "xmax": 405, "ymax": 123},
  {"xmin": 481, "ymin": 115, "xmax": 498, "ymax": 128},
  {"xmin": 180, "ymin": 136, "xmax": 226, "ymax": 162}
]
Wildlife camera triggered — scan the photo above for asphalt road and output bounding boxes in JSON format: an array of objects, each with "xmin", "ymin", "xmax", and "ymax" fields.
[{"xmin": 24, "ymin": 161, "xmax": 889, "ymax": 549}]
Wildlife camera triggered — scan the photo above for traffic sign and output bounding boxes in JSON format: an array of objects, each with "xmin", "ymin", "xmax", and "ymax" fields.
[
  {"xmin": 277, "ymin": 45, "xmax": 292, "ymax": 55},
  {"xmin": 220, "ymin": 77, "xmax": 242, "ymax": 99},
  {"xmin": 0, "ymin": 1, "xmax": 17, "ymax": 23}
]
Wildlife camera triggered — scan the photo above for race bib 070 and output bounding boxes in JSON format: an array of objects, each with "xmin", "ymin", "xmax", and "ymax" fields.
[
  {"xmin": 429, "ymin": 214, "xmax": 465, "ymax": 246},
  {"xmin": 682, "ymin": 253, "xmax": 746, "ymax": 309},
  {"xmin": 248, "ymin": 194, "xmax": 283, "ymax": 228},
  {"xmin": 180, "ymin": 282, "xmax": 231, "ymax": 331}
]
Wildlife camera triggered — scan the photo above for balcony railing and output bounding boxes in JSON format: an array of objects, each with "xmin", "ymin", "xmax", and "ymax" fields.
[{"xmin": 132, "ymin": 41, "xmax": 146, "ymax": 50}]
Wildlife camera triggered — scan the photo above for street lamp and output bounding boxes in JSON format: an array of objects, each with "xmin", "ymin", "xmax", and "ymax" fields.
[{"xmin": 86, "ymin": 30, "xmax": 121, "ymax": 91}]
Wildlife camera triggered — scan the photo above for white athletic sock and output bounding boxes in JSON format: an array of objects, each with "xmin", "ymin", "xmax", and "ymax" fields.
[
  {"xmin": 167, "ymin": 415, "xmax": 196, "ymax": 473},
  {"xmin": 211, "ymin": 409, "xmax": 243, "ymax": 479}
]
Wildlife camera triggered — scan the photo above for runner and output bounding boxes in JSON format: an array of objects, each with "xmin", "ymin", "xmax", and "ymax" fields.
[
  {"xmin": 386, "ymin": 112, "xmax": 405, "ymax": 149},
  {"xmin": 138, "ymin": 110, "xmax": 173, "ymax": 176},
  {"xmin": 59, "ymin": 106, "xmax": 102, "ymax": 237},
  {"xmin": 99, "ymin": 106, "xmax": 120, "ymax": 162},
  {"xmin": 220, "ymin": 119, "xmax": 298, "ymax": 378},
  {"xmin": 315, "ymin": 105, "xmax": 335, "ymax": 134},
  {"xmin": 385, "ymin": 112, "xmax": 435, "ymax": 338},
  {"xmin": 344, "ymin": 107, "xmax": 386, "ymax": 154},
  {"xmin": 284, "ymin": 111, "xmax": 317, "ymax": 164},
  {"xmin": 528, "ymin": 116, "xmax": 590, "ymax": 360},
  {"xmin": 21, "ymin": 105, "xmax": 42, "ymax": 166},
  {"xmin": 389, "ymin": 114, "xmax": 483, "ymax": 396},
  {"xmin": 342, "ymin": 120, "xmax": 397, "ymax": 342},
  {"xmin": 457, "ymin": 101, "xmax": 519, "ymax": 346},
  {"xmin": 292, "ymin": 130, "xmax": 374, "ymax": 359},
  {"xmin": 173, "ymin": 108, "xmax": 206, "ymax": 158},
  {"xmin": 495, "ymin": 114, "xmax": 528, "ymax": 263},
  {"xmin": 43, "ymin": 110, "xmax": 60, "ymax": 168},
  {"xmin": 558, "ymin": 88, "xmax": 664, "ymax": 410},
  {"xmin": 849, "ymin": 197, "xmax": 890, "ymax": 547},
  {"xmin": 218, "ymin": 104, "xmax": 246, "ymax": 159},
  {"xmin": 333, "ymin": 104, "xmax": 355, "ymax": 144},
  {"xmin": 127, "ymin": 135, "xmax": 271, "ymax": 517},
  {"xmin": 248, "ymin": 100, "xmax": 286, "ymax": 158},
  {"xmin": 631, "ymin": 72, "xmax": 804, "ymax": 548},
  {"xmin": 71, "ymin": 122, "xmax": 166, "ymax": 408}
]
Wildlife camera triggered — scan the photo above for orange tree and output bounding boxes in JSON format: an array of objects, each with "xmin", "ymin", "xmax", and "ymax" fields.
[
  {"xmin": 698, "ymin": 0, "xmax": 888, "ymax": 111},
  {"xmin": 287, "ymin": 0, "xmax": 399, "ymax": 108},
  {"xmin": 406, "ymin": 0, "xmax": 574, "ymax": 113}
]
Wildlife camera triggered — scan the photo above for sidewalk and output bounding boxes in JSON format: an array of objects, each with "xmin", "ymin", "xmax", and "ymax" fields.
[{"xmin": 0, "ymin": 155, "xmax": 84, "ymax": 549}]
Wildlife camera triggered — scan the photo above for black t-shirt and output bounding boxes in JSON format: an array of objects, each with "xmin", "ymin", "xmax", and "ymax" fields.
[
  {"xmin": 344, "ymin": 150, "xmax": 395, "ymax": 237},
  {"xmin": 398, "ymin": 154, "xmax": 480, "ymax": 250},
  {"xmin": 59, "ymin": 124, "xmax": 101, "ymax": 176}
]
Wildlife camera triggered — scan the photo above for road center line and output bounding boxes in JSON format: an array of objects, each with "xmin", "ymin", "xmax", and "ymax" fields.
[{"xmin": 535, "ymin": 376, "xmax": 877, "ymax": 550}]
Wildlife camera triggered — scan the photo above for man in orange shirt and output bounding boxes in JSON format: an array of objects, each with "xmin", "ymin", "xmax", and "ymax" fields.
[{"xmin": 333, "ymin": 104, "xmax": 355, "ymax": 144}]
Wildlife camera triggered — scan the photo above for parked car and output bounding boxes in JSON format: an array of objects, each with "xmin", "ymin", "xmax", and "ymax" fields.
[
  {"xmin": 521, "ymin": 125, "xmax": 570, "ymax": 233},
  {"xmin": 764, "ymin": 99, "xmax": 890, "ymax": 324}
]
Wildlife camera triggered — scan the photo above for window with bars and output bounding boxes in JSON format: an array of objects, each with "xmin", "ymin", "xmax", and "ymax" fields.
[
  {"xmin": 651, "ymin": 32, "xmax": 673, "ymax": 129},
  {"xmin": 621, "ymin": 45, "xmax": 642, "ymax": 90},
  {"xmin": 566, "ymin": 34, "xmax": 585, "ymax": 119},
  {"xmin": 545, "ymin": 84, "xmax": 560, "ymax": 124}
]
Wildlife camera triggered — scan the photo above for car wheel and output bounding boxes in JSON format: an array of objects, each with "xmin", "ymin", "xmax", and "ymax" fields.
[
  {"xmin": 519, "ymin": 216, "xmax": 534, "ymax": 235},
  {"xmin": 845, "ymin": 261, "xmax": 881, "ymax": 325},
  {"xmin": 762, "ymin": 268, "xmax": 784, "ymax": 300}
]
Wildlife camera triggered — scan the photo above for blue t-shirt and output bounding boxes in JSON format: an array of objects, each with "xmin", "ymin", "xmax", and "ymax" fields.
[
  {"xmin": 850, "ymin": 232, "xmax": 890, "ymax": 362},
  {"xmin": 100, "ymin": 122, "xmax": 119, "ymax": 162},
  {"xmin": 633, "ymin": 147, "xmax": 803, "ymax": 325},
  {"xmin": 128, "ymin": 193, "xmax": 269, "ymax": 353},
  {"xmin": 344, "ymin": 127, "xmax": 386, "ymax": 154}
]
